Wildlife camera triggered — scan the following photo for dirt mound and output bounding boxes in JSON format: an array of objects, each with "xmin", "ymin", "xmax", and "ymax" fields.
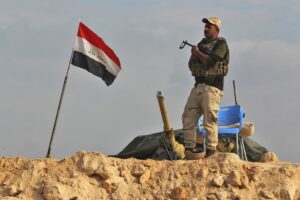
[{"xmin": 0, "ymin": 151, "xmax": 299, "ymax": 200}]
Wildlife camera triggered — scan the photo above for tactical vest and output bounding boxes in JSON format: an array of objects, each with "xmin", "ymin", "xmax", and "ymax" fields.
[{"xmin": 190, "ymin": 37, "xmax": 229, "ymax": 77}]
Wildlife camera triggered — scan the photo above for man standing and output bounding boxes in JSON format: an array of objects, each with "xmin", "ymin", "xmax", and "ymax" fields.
[{"xmin": 182, "ymin": 17, "xmax": 229, "ymax": 159}]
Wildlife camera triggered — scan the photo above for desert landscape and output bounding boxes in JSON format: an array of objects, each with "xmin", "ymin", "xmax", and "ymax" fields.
[{"xmin": 0, "ymin": 151, "xmax": 299, "ymax": 200}]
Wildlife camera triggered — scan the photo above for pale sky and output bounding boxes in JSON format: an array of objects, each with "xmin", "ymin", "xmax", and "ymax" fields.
[{"xmin": 0, "ymin": 0, "xmax": 299, "ymax": 162}]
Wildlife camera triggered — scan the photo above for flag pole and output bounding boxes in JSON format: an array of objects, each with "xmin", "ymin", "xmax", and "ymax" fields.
[
  {"xmin": 233, "ymin": 80, "xmax": 238, "ymax": 105},
  {"xmin": 46, "ymin": 50, "xmax": 74, "ymax": 158}
]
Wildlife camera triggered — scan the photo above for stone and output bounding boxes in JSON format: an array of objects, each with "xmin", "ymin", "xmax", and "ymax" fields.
[
  {"xmin": 279, "ymin": 181, "xmax": 298, "ymax": 200},
  {"xmin": 120, "ymin": 169, "xmax": 132, "ymax": 183},
  {"xmin": 174, "ymin": 172, "xmax": 181, "ymax": 179},
  {"xmin": 97, "ymin": 170, "xmax": 111, "ymax": 181},
  {"xmin": 212, "ymin": 175, "xmax": 224, "ymax": 187},
  {"xmin": 0, "ymin": 197, "xmax": 19, "ymax": 200},
  {"xmin": 6, "ymin": 185, "xmax": 22, "ymax": 197},
  {"xmin": 259, "ymin": 190, "xmax": 274, "ymax": 199},
  {"xmin": 79, "ymin": 157, "xmax": 99, "ymax": 175},
  {"xmin": 102, "ymin": 179, "xmax": 117, "ymax": 193},
  {"xmin": 196, "ymin": 168, "xmax": 208, "ymax": 179},
  {"xmin": 76, "ymin": 152, "xmax": 114, "ymax": 180},
  {"xmin": 70, "ymin": 171, "xmax": 79, "ymax": 178},
  {"xmin": 225, "ymin": 171, "xmax": 241, "ymax": 187},
  {"xmin": 209, "ymin": 165, "xmax": 220, "ymax": 173},
  {"xmin": 220, "ymin": 165, "xmax": 231, "ymax": 175},
  {"xmin": 131, "ymin": 165, "xmax": 146, "ymax": 177},
  {"xmin": 215, "ymin": 191, "xmax": 228, "ymax": 200},
  {"xmin": 240, "ymin": 175, "xmax": 249, "ymax": 189},
  {"xmin": 279, "ymin": 166, "xmax": 294, "ymax": 178},
  {"xmin": 42, "ymin": 182, "xmax": 64, "ymax": 200},
  {"xmin": 259, "ymin": 152, "xmax": 278, "ymax": 163},
  {"xmin": 170, "ymin": 187, "xmax": 189, "ymax": 200},
  {"xmin": 139, "ymin": 170, "xmax": 151, "ymax": 184},
  {"xmin": 207, "ymin": 193, "xmax": 218, "ymax": 200}
]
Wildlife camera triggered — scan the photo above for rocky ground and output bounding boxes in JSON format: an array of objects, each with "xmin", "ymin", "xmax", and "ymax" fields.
[{"xmin": 0, "ymin": 151, "xmax": 299, "ymax": 200}]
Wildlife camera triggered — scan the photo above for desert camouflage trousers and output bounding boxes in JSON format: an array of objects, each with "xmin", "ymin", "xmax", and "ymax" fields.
[{"xmin": 182, "ymin": 83, "xmax": 223, "ymax": 150}]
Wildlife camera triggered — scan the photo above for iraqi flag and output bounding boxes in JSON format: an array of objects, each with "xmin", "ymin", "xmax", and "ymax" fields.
[{"xmin": 71, "ymin": 22, "xmax": 121, "ymax": 86}]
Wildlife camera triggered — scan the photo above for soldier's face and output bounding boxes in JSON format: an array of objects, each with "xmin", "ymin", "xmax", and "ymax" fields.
[{"xmin": 204, "ymin": 23, "xmax": 219, "ymax": 39}]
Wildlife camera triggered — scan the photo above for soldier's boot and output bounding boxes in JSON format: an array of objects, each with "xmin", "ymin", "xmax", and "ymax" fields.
[
  {"xmin": 184, "ymin": 144, "xmax": 205, "ymax": 160},
  {"xmin": 205, "ymin": 149, "xmax": 217, "ymax": 158}
]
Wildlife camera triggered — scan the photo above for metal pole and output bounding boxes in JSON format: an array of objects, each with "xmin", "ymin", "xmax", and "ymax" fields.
[
  {"xmin": 233, "ymin": 80, "xmax": 238, "ymax": 105},
  {"xmin": 46, "ymin": 51, "xmax": 74, "ymax": 158},
  {"xmin": 160, "ymin": 133, "xmax": 173, "ymax": 160}
]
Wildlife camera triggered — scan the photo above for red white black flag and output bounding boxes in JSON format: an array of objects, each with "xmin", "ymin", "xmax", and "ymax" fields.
[{"xmin": 71, "ymin": 22, "xmax": 121, "ymax": 86}]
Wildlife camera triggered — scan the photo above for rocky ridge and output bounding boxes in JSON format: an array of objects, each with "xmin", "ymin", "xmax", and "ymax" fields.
[{"xmin": 0, "ymin": 151, "xmax": 299, "ymax": 200}]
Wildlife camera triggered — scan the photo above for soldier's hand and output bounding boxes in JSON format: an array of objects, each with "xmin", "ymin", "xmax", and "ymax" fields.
[
  {"xmin": 190, "ymin": 54, "xmax": 197, "ymax": 59},
  {"xmin": 191, "ymin": 45, "xmax": 200, "ymax": 55}
]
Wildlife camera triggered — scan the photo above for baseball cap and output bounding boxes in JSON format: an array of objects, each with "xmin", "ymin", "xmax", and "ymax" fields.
[{"xmin": 202, "ymin": 17, "xmax": 221, "ymax": 30}]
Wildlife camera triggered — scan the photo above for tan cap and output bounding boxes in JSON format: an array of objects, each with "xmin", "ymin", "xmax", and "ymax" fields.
[{"xmin": 202, "ymin": 17, "xmax": 221, "ymax": 30}]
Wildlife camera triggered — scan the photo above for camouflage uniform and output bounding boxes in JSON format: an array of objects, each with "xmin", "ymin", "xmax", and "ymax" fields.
[{"xmin": 182, "ymin": 37, "xmax": 229, "ymax": 151}]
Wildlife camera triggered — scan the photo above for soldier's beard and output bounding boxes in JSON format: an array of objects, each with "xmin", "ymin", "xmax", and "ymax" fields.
[{"xmin": 204, "ymin": 31, "xmax": 209, "ymax": 38}]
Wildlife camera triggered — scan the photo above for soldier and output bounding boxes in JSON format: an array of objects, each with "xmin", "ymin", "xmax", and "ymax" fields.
[{"xmin": 182, "ymin": 17, "xmax": 229, "ymax": 159}]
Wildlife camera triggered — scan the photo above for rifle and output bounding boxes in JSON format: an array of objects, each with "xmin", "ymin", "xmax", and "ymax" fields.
[
  {"xmin": 179, "ymin": 40, "xmax": 194, "ymax": 49},
  {"xmin": 179, "ymin": 40, "xmax": 213, "ymax": 56}
]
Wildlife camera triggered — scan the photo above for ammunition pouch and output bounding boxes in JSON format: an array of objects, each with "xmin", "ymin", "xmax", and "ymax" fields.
[
  {"xmin": 211, "ymin": 61, "xmax": 229, "ymax": 76},
  {"xmin": 190, "ymin": 60, "xmax": 228, "ymax": 77}
]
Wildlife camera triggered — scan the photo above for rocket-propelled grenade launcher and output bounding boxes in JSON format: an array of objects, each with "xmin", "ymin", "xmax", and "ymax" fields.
[{"xmin": 156, "ymin": 91, "xmax": 185, "ymax": 159}]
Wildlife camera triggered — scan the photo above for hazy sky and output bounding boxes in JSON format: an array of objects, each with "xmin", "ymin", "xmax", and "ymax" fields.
[{"xmin": 0, "ymin": 0, "xmax": 299, "ymax": 162}]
